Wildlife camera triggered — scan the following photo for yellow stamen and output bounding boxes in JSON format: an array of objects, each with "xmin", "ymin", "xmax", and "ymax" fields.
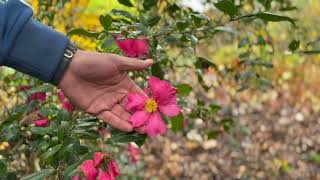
[{"xmin": 145, "ymin": 99, "xmax": 158, "ymax": 113}]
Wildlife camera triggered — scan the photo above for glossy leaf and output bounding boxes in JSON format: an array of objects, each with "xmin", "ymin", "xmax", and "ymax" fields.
[
  {"xmin": 214, "ymin": 0, "xmax": 238, "ymax": 17},
  {"xmin": 118, "ymin": 0, "xmax": 133, "ymax": 7}
]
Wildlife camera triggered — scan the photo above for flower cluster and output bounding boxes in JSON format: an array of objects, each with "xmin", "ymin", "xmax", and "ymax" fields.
[
  {"xmin": 126, "ymin": 76, "xmax": 181, "ymax": 137},
  {"xmin": 73, "ymin": 152, "xmax": 120, "ymax": 180}
]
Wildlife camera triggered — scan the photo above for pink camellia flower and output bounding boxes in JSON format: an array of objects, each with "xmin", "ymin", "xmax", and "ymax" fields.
[
  {"xmin": 107, "ymin": 160, "xmax": 120, "ymax": 178},
  {"xmin": 33, "ymin": 113, "xmax": 50, "ymax": 127},
  {"xmin": 28, "ymin": 92, "xmax": 46, "ymax": 102},
  {"xmin": 114, "ymin": 35, "xmax": 149, "ymax": 58},
  {"xmin": 98, "ymin": 169, "xmax": 112, "ymax": 180},
  {"xmin": 126, "ymin": 76, "xmax": 181, "ymax": 137},
  {"xmin": 58, "ymin": 90, "xmax": 73, "ymax": 113},
  {"xmin": 71, "ymin": 175, "xmax": 80, "ymax": 180},
  {"xmin": 94, "ymin": 152, "xmax": 107, "ymax": 167},
  {"xmin": 128, "ymin": 144, "xmax": 140, "ymax": 164},
  {"xmin": 80, "ymin": 160, "xmax": 98, "ymax": 180}
]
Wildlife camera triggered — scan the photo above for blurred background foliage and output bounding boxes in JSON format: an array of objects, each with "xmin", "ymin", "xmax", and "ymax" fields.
[{"xmin": 0, "ymin": 0, "xmax": 320, "ymax": 179}]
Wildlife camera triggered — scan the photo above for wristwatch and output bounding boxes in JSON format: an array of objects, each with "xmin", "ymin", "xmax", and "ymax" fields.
[{"xmin": 52, "ymin": 42, "xmax": 78, "ymax": 85}]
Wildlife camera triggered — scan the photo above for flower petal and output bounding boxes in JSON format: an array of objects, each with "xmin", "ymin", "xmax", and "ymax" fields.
[
  {"xmin": 133, "ymin": 39, "xmax": 149, "ymax": 57},
  {"xmin": 71, "ymin": 175, "xmax": 80, "ymax": 180},
  {"xmin": 94, "ymin": 152, "xmax": 107, "ymax": 167},
  {"xmin": 145, "ymin": 112, "xmax": 167, "ymax": 137},
  {"xmin": 58, "ymin": 90, "xmax": 65, "ymax": 102},
  {"xmin": 98, "ymin": 169, "xmax": 112, "ymax": 180},
  {"xmin": 128, "ymin": 144, "xmax": 140, "ymax": 164},
  {"xmin": 62, "ymin": 101, "xmax": 73, "ymax": 112},
  {"xmin": 33, "ymin": 119, "xmax": 50, "ymax": 127},
  {"xmin": 158, "ymin": 104, "xmax": 181, "ymax": 117},
  {"xmin": 128, "ymin": 110, "xmax": 149, "ymax": 127},
  {"xmin": 125, "ymin": 93, "xmax": 147, "ymax": 111},
  {"xmin": 148, "ymin": 76, "xmax": 177, "ymax": 106},
  {"xmin": 107, "ymin": 160, "xmax": 120, "ymax": 178},
  {"xmin": 80, "ymin": 160, "xmax": 98, "ymax": 180}
]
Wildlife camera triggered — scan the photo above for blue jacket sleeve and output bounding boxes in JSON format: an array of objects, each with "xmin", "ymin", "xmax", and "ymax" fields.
[{"xmin": 0, "ymin": 0, "xmax": 69, "ymax": 83}]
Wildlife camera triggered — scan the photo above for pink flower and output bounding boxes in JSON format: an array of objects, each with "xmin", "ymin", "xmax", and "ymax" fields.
[
  {"xmin": 98, "ymin": 169, "xmax": 112, "ymax": 180},
  {"xmin": 114, "ymin": 35, "xmax": 149, "ymax": 58},
  {"xmin": 58, "ymin": 90, "xmax": 73, "ymax": 113},
  {"xmin": 128, "ymin": 144, "xmax": 140, "ymax": 164},
  {"xmin": 126, "ymin": 76, "xmax": 181, "ymax": 137},
  {"xmin": 33, "ymin": 114, "xmax": 50, "ymax": 127},
  {"xmin": 80, "ymin": 160, "xmax": 98, "ymax": 180},
  {"xmin": 71, "ymin": 175, "xmax": 81, "ymax": 180},
  {"xmin": 62, "ymin": 101, "xmax": 73, "ymax": 112},
  {"xmin": 28, "ymin": 92, "xmax": 46, "ymax": 102},
  {"xmin": 19, "ymin": 85, "xmax": 31, "ymax": 91},
  {"xmin": 58, "ymin": 90, "xmax": 65, "ymax": 101},
  {"xmin": 107, "ymin": 160, "xmax": 120, "ymax": 178},
  {"xmin": 94, "ymin": 152, "xmax": 107, "ymax": 167}
]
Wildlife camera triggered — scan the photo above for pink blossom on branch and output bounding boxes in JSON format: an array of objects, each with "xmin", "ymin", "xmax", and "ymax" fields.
[
  {"xmin": 80, "ymin": 160, "xmax": 98, "ymax": 180},
  {"xmin": 57, "ymin": 90, "xmax": 73, "ymax": 112},
  {"xmin": 98, "ymin": 169, "xmax": 112, "ymax": 180},
  {"xmin": 114, "ymin": 35, "xmax": 149, "ymax": 58},
  {"xmin": 33, "ymin": 113, "xmax": 50, "ymax": 127},
  {"xmin": 28, "ymin": 92, "xmax": 46, "ymax": 102},
  {"xmin": 126, "ymin": 76, "xmax": 181, "ymax": 137},
  {"xmin": 107, "ymin": 160, "xmax": 120, "ymax": 178}
]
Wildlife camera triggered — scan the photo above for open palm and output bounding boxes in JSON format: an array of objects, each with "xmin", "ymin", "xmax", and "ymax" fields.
[{"xmin": 58, "ymin": 50, "xmax": 153, "ymax": 132}]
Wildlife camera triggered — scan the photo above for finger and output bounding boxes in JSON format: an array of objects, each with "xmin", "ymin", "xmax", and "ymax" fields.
[
  {"xmin": 111, "ymin": 104, "xmax": 131, "ymax": 121},
  {"xmin": 135, "ymin": 126, "xmax": 146, "ymax": 134},
  {"xmin": 98, "ymin": 111, "xmax": 133, "ymax": 132},
  {"xmin": 117, "ymin": 57, "xmax": 153, "ymax": 71}
]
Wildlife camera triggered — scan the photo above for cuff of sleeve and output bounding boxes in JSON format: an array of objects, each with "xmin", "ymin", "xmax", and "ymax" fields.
[{"xmin": 6, "ymin": 19, "xmax": 69, "ymax": 83}]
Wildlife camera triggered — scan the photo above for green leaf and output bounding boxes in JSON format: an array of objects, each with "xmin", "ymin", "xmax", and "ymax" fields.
[
  {"xmin": 171, "ymin": 114, "xmax": 184, "ymax": 132},
  {"xmin": 309, "ymin": 153, "xmax": 320, "ymax": 165},
  {"xmin": 207, "ymin": 130, "xmax": 220, "ymax": 139},
  {"xmin": 30, "ymin": 127, "xmax": 53, "ymax": 136},
  {"xmin": 111, "ymin": 9, "xmax": 136, "ymax": 20},
  {"xmin": 177, "ymin": 84, "xmax": 192, "ymax": 97},
  {"xmin": 147, "ymin": 16, "xmax": 161, "ymax": 27},
  {"xmin": 0, "ymin": 160, "xmax": 7, "ymax": 176},
  {"xmin": 27, "ymin": 84, "xmax": 53, "ymax": 94},
  {"xmin": 289, "ymin": 40, "xmax": 300, "ymax": 52},
  {"xmin": 118, "ymin": 0, "xmax": 133, "ymax": 7},
  {"xmin": 195, "ymin": 57, "xmax": 217, "ymax": 69},
  {"xmin": 99, "ymin": 15, "xmax": 112, "ymax": 31},
  {"xmin": 21, "ymin": 169, "xmax": 55, "ymax": 180},
  {"xmin": 214, "ymin": 0, "xmax": 238, "ymax": 17},
  {"xmin": 143, "ymin": 0, "xmax": 157, "ymax": 10},
  {"xmin": 176, "ymin": 21, "xmax": 189, "ymax": 31},
  {"xmin": 107, "ymin": 129, "xmax": 147, "ymax": 146},
  {"xmin": 190, "ymin": 35, "xmax": 199, "ymax": 46},
  {"xmin": 41, "ymin": 144, "xmax": 62, "ymax": 160},
  {"xmin": 254, "ymin": 12, "xmax": 295, "ymax": 25},
  {"xmin": 220, "ymin": 118, "xmax": 234, "ymax": 132},
  {"xmin": 67, "ymin": 28, "xmax": 101, "ymax": 38}
]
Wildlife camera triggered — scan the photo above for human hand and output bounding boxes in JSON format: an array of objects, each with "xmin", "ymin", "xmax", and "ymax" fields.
[{"xmin": 58, "ymin": 50, "xmax": 153, "ymax": 132}]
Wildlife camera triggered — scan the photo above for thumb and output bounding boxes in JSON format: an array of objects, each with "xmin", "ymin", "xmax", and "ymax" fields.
[{"xmin": 117, "ymin": 57, "xmax": 153, "ymax": 71}]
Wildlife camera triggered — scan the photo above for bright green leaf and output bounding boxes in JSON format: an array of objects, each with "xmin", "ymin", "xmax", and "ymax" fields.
[
  {"xmin": 171, "ymin": 114, "xmax": 184, "ymax": 132},
  {"xmin": 177, "ymin": 84, "xmax": 192, "ymax": 97},
  {"xmin": 99, "ymin": 15, "xmax": 112, "ymax": 31}
]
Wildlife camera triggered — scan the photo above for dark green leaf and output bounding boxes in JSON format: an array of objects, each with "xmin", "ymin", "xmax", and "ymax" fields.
[
  {"xmin": 147, "ymin": 16, "xmax": 161, "ymax": 27},
  {"xmin": 214, "ymin": 0, "xmax": 238, "ymax": 17},
  {"xmin": 220, "ymin": 118, "xmax": 234, "ymax": 132},
  {"xmin": 195, "ymin": 57, "xmax": 217, "ymax": 69},
  {"xmin": 289, "ymin": 40, "xmax": 300, "ymax": 52},
  {"xmin": 177, "ymin": 84, "xmax": 192, "ymax": 97},
  {"xmin": 143, "ymin": 0, "xmax": 157, "ymax": 10},
  {"xmin": 171, "ymin": 114, "xmax": 184, "ymax": 132},
  {"xmin": 118, "ymin": 0, "xmax": 133, "ymax": 7},
  {"xmin": 67, "ymin": 28, "xmax": 101, "ymax": 38},
  {"xmin": 255, "ymin": 12, "xmax": 295, "ymax": 25},
  {"xmin": 41, "ymin": 144, "xmax": 62, "ymax": 160},
  {"xmin": 111, "ymin": 9, "xmax": 136, "ymax": 20},
  {"xmin": 176, "ymin": 21, "xmax": 189, "ymax": 31},
  {"xmin": 21, "ymin": 169, "xmax": 55, "ymax": 180},
  {"xmin": 0, "ymin": 160, "xmax": 7, "ymax": 176},
  {"xmin": 107, "ymin": 129, "xmax": 147, "ymax": 146},
  {"xmin": 151, "ymin": 63, "xmax": 164, "ymax": 79},
  {"xmin": 99, "ymin": 15, "xmax": 112, "ymax": 31}
]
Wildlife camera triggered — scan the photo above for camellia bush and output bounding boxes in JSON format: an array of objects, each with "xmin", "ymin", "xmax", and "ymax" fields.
[{"xmin": 0, "ymin": 0, "xmax": 309, "ymax": 179}]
